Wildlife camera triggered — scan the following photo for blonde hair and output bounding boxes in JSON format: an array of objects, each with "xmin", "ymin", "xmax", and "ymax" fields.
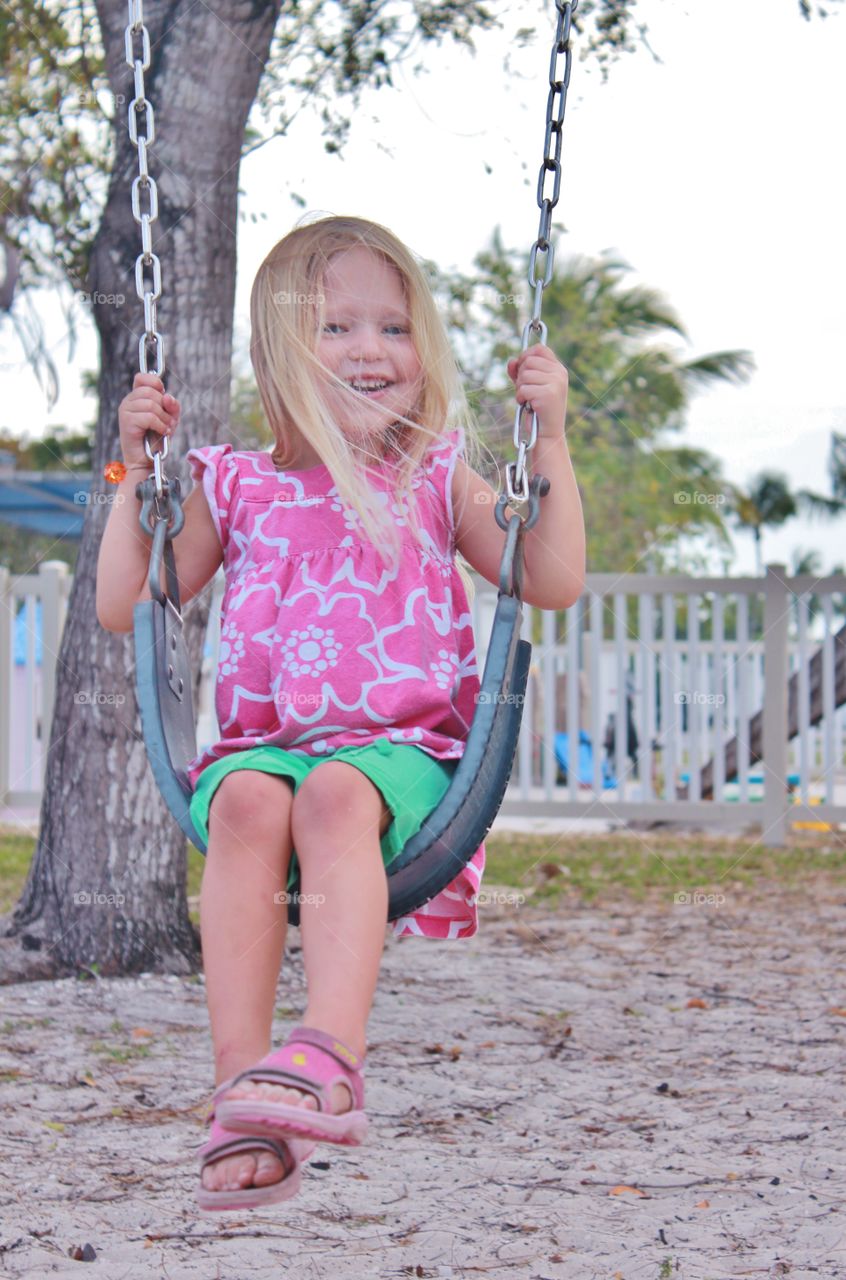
[{"xmin": 249, "ymin": 214, "xmax": 484, "ymax": 575}]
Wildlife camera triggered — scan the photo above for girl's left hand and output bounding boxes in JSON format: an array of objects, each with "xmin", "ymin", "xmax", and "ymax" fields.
[{"xmin": 506, "ymin": 345, "xmax": 569, "ymax": 438}]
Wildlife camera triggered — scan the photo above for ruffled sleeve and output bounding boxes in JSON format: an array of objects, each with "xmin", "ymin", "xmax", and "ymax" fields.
[
  {"xmin": 186, "ymin": 443, "xmax": 237, "ymax": 555},
  {"xmin": 424, "ymin": 426, "xmax": 465, "ymax": 554}
]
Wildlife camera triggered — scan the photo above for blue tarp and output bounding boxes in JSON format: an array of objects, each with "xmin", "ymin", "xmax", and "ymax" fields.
[
  {"xmin": 554, "ymin": 730, "xmax": 617, "ymax": 789},
  {"xmin": 14, "ymin": 600, "xmax": 42, "ymax": 665},
  {"xmin": 0, "ymin": 474, "xmax": 90, "ymax": 540},
  {"xmin": 13, "ymin": 599, "xmax": 214, "ymax": 665}
]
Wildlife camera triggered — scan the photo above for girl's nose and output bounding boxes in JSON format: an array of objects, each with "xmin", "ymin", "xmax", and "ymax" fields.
[{"xmin": 348, "ymin": 325, "xmax": 385, "ymax": 362}]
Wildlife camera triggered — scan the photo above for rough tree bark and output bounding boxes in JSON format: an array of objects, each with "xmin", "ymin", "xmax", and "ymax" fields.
[{"xmin": 1, "ymin": 0, "xmax": 282, "ymax": 982}]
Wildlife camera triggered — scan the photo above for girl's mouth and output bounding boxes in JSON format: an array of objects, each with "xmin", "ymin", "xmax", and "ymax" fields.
[{"xmin": 347, "ymin": 379, "xmax": 393, "ymax": 399}]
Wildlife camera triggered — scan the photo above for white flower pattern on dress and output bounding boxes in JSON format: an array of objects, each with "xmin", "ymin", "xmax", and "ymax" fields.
[
  {"xmin": 329, "ymin": 494, "xmax": 365, "ymax": 534},
  {"xmin": 390, "ymin": 496, "xmax": 411, "ymax": 527},
  {"xmin": 278, "ymin": 625, "xmax": 343, "ymax": 679},
  {"xmin": 430, "ymin": 647, "xmax": 459, "ymax": 690},
  {"xmin": 217, "ymin": 618, "xmax": 246, "ymax": 680}
]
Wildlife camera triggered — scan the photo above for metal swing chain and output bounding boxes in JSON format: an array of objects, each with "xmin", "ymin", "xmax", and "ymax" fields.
[
  {"xmin": 124, "ymin": 0, "xmax": 168, "ymax": 499},
  {"xmin": 124, "ymin": 0, "xmax": 186, "ymax": 611},
  {"xmin": 505, "ymin": 0, "xmax": 578, "ymax": 506}
]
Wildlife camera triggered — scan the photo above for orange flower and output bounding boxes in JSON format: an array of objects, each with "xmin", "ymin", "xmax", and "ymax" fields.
[{"xmin": 104, "ymin": 460, "xmax": 126, "ymax": 484}]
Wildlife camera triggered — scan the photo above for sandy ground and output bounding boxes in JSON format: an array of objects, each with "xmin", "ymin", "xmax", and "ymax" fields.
[{"xmin": 1, "ymin": 878, "xmax": 845, "ymax": 1280}]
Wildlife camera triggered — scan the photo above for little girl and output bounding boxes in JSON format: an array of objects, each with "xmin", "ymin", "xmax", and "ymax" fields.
[{"xmin": 97, "ymin": 215, "xmax": 584, "ymax": 1211}]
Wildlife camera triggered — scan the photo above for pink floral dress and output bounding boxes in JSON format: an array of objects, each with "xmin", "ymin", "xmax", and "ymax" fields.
[{"xmin": 185, "ymin": 428, "xmax": 486, "ymax": 939}]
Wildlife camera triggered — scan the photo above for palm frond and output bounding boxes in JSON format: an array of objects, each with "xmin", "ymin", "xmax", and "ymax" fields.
[
  {"xmin": 796, "ymin": 488, "xmax": 845, "ymax": 520},
  {"xmin": 682, "ymin": 350, "xmax": 756, "ymax": 387}
]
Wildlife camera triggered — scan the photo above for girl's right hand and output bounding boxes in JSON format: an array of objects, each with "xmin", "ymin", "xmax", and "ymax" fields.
[{"xmin": 118, "ymin": 372, "xmax": 181, "ymax": 471}]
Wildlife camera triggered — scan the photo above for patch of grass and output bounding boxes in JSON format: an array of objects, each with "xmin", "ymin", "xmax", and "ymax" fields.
[
  {"xmin": 484, "ymin": 829, "xmax": 846, "ymax": 904},
  {"xmin": 2, "ymin": 1017, "xmax": 52, "ymax": 1033},
  {"xmin": 2, "ymin": 827, "xmax": 844, "ymax": 927},
  {"xmin": 187, "ymin": 846, "xmax": 204, "ymax": 905},
  {"xmin": 89, "ymin": 1038, "xmax": 153, "ymax": 1063},
  {"xmin": 0, "ymin": 831, "xmax": 40, "ymax": 916}
]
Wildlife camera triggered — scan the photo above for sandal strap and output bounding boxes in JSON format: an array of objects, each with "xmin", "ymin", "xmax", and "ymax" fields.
[
  {"xmin": 200, "ymin": 1119, "xmax": 298, "ymax": 1176},
  {"xmin": 287, "ymin": 1025, "xmax": 365, "ymax": 1071},
  {"xmin": 226, "ymin": 1026, "xmax": 365, "ymax": 1111},
  {"xmin": 227, "ymin": 1063, "xmax": 334, "ymax": 1107}
]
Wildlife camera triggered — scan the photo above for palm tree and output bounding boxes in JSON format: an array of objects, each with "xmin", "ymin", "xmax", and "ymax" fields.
[
  {"xmin": 790, "ymin": 547, "xmax": 846, "ymax": 627},
  {"xmin": 729, "ymin": 472, "xmax": 797, "ymax": 574},
  {"xmin": 436, "ymin": 239, "xmax": 753, "ymax": 570},
  {"xmin": 795, "ymin": 430, "xmax": 846, "ymax": 521}
]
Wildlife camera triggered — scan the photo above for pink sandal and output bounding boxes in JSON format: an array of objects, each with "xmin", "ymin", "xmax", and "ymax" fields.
[
  {"xmin": 216, "ymin": 1025, "xmax": 368, "ymax": 1147},
  {"xmin": 197, "ymin": 1078, "xmax": 315, "ymax": 1212}
]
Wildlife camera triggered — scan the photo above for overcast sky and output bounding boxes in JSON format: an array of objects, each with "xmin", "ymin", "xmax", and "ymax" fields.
[{"xmin": 3, "ymin": 0, "xmax": 845, "ymax": 574}]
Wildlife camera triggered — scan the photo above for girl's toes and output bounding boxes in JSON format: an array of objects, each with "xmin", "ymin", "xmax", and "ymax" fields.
[
  {"xmin": 203, "ymin": 1155, "xmax": 241, "ymax": 1191},
  {"xmin": 271, "ymin": 1084, "xmax": 317, "ymax": 1109},
  {"xmin": 252, "ymin": 1150, "xmax": 286, "ymax": 1186},
  {"xmin": 225, "ymin": 1154, "xmax": 256, "ymax": 1190}
]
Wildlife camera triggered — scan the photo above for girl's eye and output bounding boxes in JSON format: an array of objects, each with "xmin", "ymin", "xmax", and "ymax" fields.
[
  {"xmin": 385, "ymin": 325, "xmax": 409, "ymax": 336},
  {"xmin": 323, "ymin": 323, "xmax": 345, "ymax": 334}
]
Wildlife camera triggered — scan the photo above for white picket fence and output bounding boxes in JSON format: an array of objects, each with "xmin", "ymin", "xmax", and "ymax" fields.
[{"xmin": 2, "ymin": 559, "xmax": 846, "ymax": 843}]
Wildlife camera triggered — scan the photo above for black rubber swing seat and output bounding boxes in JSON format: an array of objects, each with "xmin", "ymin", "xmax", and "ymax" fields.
[{"xmin": 133, "ymin": 474, "xmax": 542, "ymax": 926}]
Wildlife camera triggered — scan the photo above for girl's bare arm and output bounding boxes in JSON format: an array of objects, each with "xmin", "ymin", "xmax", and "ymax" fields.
[
  {"xmin": 452, "ymin": 345, "xmax": 585, "ymax": 611},
  {"xmin": 452, "ymin": 443, "xmax": 585, "ymax": 611},
  {"xmin": 96, "ymin": 473, "xmax": 223, "ymax": 633},
  {"xmin": 96, "ymin": 372, "xmax": 222, "ymax": 632}
]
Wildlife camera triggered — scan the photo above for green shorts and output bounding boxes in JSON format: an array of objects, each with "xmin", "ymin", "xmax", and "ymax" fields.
[{"xmin": 189, "ymin": 738, "xmax": 457, "ymax": 893}]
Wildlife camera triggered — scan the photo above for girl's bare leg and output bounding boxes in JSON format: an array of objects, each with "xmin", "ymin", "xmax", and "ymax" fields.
[
  {"xmin": 295, "ymin": 762, "xmax": 391, "ymax": 1062},
  {"xmin": 200, "ymin": 770, "xmax": 296, "ymax": 1192},
  {"xmin": 201, "ymin": 766, "xmax": 390, "ymax": 1192},
  {"xmin": 223, "ymin": 762, "xmax": 391, "ymax": 1115}
]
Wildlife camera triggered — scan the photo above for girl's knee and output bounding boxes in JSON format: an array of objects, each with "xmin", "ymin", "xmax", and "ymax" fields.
[
  {"xmin": 291, "ymin": 762, "xmax": 389, "ymax": 842},
  {"xmin": 208, "ymin": 769, "xmax": 295, "ymax": 839}
]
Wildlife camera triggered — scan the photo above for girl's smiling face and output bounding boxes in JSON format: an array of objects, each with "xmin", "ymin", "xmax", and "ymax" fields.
[{"xmin": 316, "ymin": 247, "xmax": 423, "ymax": 452}]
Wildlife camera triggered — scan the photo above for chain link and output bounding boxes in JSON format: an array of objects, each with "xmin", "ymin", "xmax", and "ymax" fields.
[
  {"xmin": 506, "ymin": 0, "xmax": 577, "ymax": 504},
  {"xmin": 124, "ymin": 0, "xmax": 168, "ymax": 494}
]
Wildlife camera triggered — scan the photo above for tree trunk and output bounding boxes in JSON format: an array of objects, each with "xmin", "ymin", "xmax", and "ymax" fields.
[{"xmin": 0, "ymin": 1, "xmax": 282, "ymax": 982}]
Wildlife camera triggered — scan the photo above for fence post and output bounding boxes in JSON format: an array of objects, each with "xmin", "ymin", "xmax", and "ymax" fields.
[
  {"xmin": 762, "ymin": 563, "xmax": 789, "ymax": 847},
  {"xmin": 0, "ymin": 564, "xmax": 10, "ymax": 805},
  {"xmin": 38, "ymin": 560, "xmax": 69, "ymax": 775}
]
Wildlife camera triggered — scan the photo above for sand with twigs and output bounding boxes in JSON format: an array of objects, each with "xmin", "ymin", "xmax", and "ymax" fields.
[{"xmin": 1, "ymin": 876, "xmax": 845, "ymax": 1280}]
